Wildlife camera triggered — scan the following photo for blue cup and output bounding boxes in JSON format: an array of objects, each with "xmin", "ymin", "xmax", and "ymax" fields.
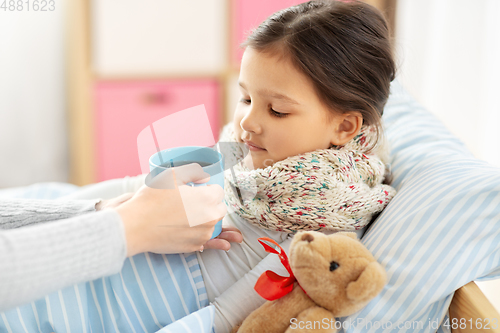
[{"xmin": 149, "ymin": 146, "xmax": 224, "ymax": 239}]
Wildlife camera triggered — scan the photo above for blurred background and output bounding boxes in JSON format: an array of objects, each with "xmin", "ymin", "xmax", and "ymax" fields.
[
  {"xmin": 0, "ymin": 0, "xmax": 498, "ymax": 307},
  {"xmin": 1, "ymin": 0, "xmax": 499, "ymax": 188}
]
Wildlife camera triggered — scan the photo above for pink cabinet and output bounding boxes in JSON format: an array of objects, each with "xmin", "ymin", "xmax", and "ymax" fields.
[
  {"xmin": 94, "ymin": 79, "xmax": 220, "ymax": 181},
  {"xmin": 232, "ymin": 0, "xmax": 306, "ymax": 65}
]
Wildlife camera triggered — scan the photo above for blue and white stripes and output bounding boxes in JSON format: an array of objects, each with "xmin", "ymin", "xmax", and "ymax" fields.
[
  {"xmin": 156, "ymin": 305, "xmax": 215, "ymax": 333},
  {"xmin": 0, "ymin": 251, "xmax": 210, "ymax": 332},
  {"xmin": 0, "ymin": 182, "xmax": 211, "ymax": 333},
  {"xmin": 338, "ymin": 81, "xmax": 500, "ymax": 332}
]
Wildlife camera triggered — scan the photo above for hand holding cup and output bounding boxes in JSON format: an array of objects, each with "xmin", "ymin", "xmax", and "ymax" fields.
[{"xmin": 115, "ymin": 163, "xmax": 239, "ymax": 257}]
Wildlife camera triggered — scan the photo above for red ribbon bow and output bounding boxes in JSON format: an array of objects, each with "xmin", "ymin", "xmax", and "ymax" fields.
[{"xmin": 254, "ymin": 237, "xmax": 296, "ymax": 301}]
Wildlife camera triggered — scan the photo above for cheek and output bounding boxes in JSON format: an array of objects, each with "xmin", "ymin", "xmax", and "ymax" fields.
[
  {"xmin": 232, "ymin": 107, "xmax": 243, "ymax": 135},
  {"xmin": 277, "ymin": 125, "xmax": 325, "ymax": 153},
  {"xmin": 267, "ymin": 130, "xmax": 299, "ymax": 153}
]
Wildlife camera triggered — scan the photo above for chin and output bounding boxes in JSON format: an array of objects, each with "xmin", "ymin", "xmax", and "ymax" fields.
[{"xmin": 242, "ymin": 155, "xmax": 256, "ymax": 170}]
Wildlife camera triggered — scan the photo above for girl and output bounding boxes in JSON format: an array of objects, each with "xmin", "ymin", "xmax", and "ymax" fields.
[
  {"xmin": 0, "ymin": 1, "xmax": 396, "ymax": 332},
  {"xmin": 202, "ymin": 1, "xmax": 396, "ymax": 330}
]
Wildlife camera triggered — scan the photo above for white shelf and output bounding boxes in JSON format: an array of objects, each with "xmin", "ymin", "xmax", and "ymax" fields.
[{"xmin": 91, "ymin": 0, "xmax": 227, "ymax": 76}]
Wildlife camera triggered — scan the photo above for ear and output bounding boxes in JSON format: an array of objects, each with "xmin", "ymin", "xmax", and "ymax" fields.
[
  {"xmin": 346, "ymin": 261, "xmax": 387, "ymax": 303},
  {"xmin": 330, "ymin": 112, "xmax": 363, "ymax": 146}
]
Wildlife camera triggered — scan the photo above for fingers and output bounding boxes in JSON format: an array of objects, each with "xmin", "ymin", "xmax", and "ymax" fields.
[
  {"xmin": 145, "ymin": 163, "xmax": 210, "ymax": 189},
  {"xmin": 192, "ymin": 175, "xmax": 211, "ymax": 184},
  {"xmin": 146, "ymin": 168, "xmax": 176, "ymax": 189},
  {"xmin": 204, "ymin": 238, "xmax": 231, "ymax": 251},
  {"xmin": 200, "ymin": 227, "xmax": 244, "ymax": 251},
  {"xmin": 216, "ymin": 229, "xmax": 244, "ymax": 244},
  {"xmin": 188, "ymin": 184, "xmax": 224, "ymax": 204},
  {"xmin": 204, "ymin": 202, "xmax": 226, "ymax": 228},
  {"xmin": 200, "ymin": 184, "xmax": 225, "ymax": 202},
  {"xmin": 216, "ymin": 201, "xmax": 227, "ymax": 221},
  {"xmin": 192, "ymin": 185, "xmax": 226, "ymax": 222},
  {"xmin": 174, "ymin": 163, "xmax": 210, "ymax": 185},
  {"xmin": 178, "ymin": 184, "xmax": 225, "ymax": 228},
  {"xmin": 220, "ymin": 226, "xmax": 242, "ymax": 234}
]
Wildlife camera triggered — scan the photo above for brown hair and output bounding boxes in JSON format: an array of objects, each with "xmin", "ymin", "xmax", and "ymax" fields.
[{"xmin": 240, "ymin": 0, "xmax": 396, "ymax": 153}]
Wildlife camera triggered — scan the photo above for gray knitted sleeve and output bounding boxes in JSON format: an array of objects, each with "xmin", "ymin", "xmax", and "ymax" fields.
[
  {"xmin": 0, "ymin": 198, "xmax": 100, "ymax": 229},
  {"xmin": 0, "ymin": 209, "xmax": 127, "ymax": 312}
]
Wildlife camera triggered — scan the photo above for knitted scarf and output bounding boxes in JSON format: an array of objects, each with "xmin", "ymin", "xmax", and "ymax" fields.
[{"xmin": 218, "ymin": 123, "xmax": 396, "ymax": 233}]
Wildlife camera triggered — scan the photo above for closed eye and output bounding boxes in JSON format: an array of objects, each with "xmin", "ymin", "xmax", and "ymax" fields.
[
  {"xmin": 270, "ymin": 108, "xmax": 289, "ymax": 118},
  {"xmin": 239, "ymin": 98, "xmax": 289, "ymax": 118}
]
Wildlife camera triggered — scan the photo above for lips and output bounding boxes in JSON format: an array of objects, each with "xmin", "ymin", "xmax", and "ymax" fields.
[{"xmin": 243, "ymin": 140, "xmax": 265, "ymax": 150}]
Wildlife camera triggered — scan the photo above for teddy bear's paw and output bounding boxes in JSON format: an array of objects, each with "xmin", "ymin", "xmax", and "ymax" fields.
[
  {"xmin": 285, "ymin": 307, "xmax": 337, "ymax": 333},
  {"xmin": 231, "ymin": 324, "xmax": 241, "ymax": 333}
]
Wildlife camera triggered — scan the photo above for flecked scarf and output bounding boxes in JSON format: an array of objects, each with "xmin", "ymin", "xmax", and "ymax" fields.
[{"xmin": 218, "ymin": 123, "xmax": 396, "ymax": 232}]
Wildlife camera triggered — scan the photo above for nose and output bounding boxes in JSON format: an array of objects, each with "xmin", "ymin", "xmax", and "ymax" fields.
[{"xmin": 239, "ymin": 105, "xmax": 262, "ymax": 135}]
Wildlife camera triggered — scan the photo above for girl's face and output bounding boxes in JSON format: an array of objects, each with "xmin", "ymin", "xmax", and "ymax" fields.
[{"xmin": 233, "ymin": 47, "xmax": 362, "ymax": 170}]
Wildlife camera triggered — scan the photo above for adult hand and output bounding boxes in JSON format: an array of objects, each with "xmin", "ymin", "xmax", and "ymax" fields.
[
  {"xmin": 95, "ymin": 193, "xmax": 134, "ymax": 211},
  {"xmin": 114, "ymin": 163, "xmax": 237, "ymax": 257},
  {"xmin": 97, "ymin": 193, "xmax": 243, "ymax": 252}
]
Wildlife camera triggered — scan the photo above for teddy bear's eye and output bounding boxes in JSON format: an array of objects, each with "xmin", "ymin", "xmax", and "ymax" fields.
[{"xmin": 329, "ymin": 261, "xmax": 339, "ymax": 271}]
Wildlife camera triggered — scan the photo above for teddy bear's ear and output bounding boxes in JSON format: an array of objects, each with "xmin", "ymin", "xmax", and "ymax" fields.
[
  {"xmin": 336, "ymin": 232, "xmax": 358, "ymax": 240},
  {"xmin": 346, "ymin": 261, "xmax": 387, "ymax": 303}
]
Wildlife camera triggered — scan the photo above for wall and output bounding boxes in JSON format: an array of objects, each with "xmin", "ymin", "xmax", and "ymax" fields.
[
  {"xmin": 0, "ymin": 3, "xmax": 68, "ymax": 188},
  {"xmin": 394, "ymin": 0, "xmax": 500, "ymax": 168}
]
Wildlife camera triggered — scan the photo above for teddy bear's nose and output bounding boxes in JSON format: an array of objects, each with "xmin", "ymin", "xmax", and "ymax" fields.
[{"xmin": 301, "ymin": 233, "xmax": 314, "ymax": 243}]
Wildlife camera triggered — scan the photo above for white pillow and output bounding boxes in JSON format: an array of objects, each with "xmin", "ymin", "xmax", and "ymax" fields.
[{"xmin": 340, "ymin": 81, "xmax": 500, "ymax": 332}]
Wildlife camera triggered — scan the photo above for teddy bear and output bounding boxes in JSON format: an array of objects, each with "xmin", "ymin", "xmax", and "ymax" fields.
[{"xmin": 231, "ymin": 231, "xmax": 387, "ymax": 333}]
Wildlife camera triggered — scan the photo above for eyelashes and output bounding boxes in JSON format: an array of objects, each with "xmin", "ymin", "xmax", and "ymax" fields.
[
  {"xmin": 270, "ymin": 109, "xmax": 289, "ymax": 118},
  {"xmin": 239, "ymin": 98, "xmax": 289, "ymax": 118}
]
